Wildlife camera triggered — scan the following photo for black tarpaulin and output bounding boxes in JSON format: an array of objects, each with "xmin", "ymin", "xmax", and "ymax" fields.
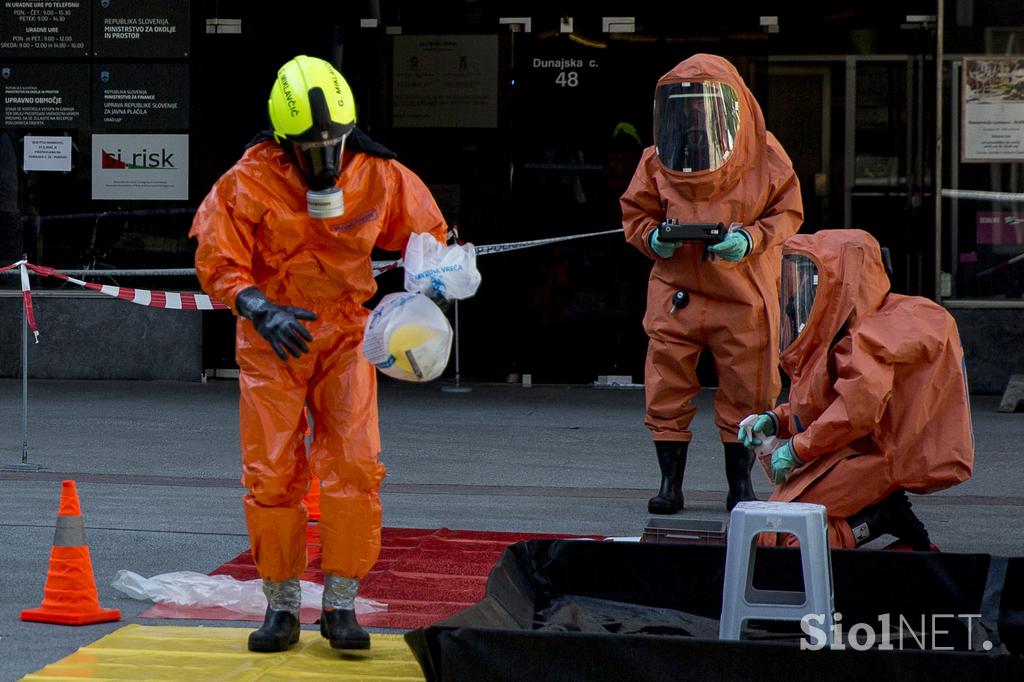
[{"xmin": 405, "ymin": 540, "xmax": 1024, "ymax": 681}]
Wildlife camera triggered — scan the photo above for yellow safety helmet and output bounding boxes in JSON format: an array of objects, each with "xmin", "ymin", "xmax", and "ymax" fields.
[{"xmin": 267, "ymin": 55, "xmax": 356, "ymax": 190}]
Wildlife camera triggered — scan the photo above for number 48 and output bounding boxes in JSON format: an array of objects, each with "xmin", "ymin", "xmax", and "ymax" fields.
[{"xmin": 555, "ymin": 71, "xmax": 579, "ymax": 87}]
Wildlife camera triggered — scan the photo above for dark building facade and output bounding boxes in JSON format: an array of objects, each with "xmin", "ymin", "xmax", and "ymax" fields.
[{"xmin": 1, "ymin": 1, "xmax": 1022, "ymax": 392}]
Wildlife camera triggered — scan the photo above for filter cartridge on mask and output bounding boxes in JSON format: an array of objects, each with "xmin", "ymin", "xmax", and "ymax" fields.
[{"xmin": 307, "ymin": 187, "xmax": 345, "ymax": 218}]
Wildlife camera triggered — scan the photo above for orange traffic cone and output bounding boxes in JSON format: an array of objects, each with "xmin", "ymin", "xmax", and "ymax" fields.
[
  {"xmin": 21, "ymin": 480, "xmax": 121, "ymax": 625},
  {"xmin": 301, "ymin": 408, "xmax": 321, "ymax": 522}
]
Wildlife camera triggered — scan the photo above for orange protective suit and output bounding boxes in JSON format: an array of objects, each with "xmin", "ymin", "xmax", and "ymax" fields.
[
  {"xmin": 621, "ymin": 54, "xmax": 803, "ymax": 442},
  {"xmin": 767, "ymin": 229, "xmax": 974, "ymax": 547},
  {"xmin": 191, "ymin": 140, "xmax": 446, "ymax": 582}
]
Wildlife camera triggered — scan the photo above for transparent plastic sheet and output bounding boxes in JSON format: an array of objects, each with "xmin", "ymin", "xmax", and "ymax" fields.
[{"xmin": 110, "ymin": 570, "xmax": 387, "ymax": 617}]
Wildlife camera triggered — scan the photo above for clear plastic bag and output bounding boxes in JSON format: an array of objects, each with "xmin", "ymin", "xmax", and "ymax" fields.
[
  {"xmin": 403, "ymin": 232, "xmax": 481, "ymax": 301},
  {"xmin": 110, "ymin": 570, "xmax": 386, "ymax": 616},
  {"xmin": 362, "ymin": 292, "xmax": 452, "ymax": 382}
]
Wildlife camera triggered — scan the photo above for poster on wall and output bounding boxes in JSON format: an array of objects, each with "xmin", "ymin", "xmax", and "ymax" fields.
[
  {"xmin": 393, "ymin": 35, "xmax": 498, "ymax": 128},
  {"xmin": 962, "ymin": 57, "xmax": 1024, "ymax": 163},
  {"xmin": 93, "ymin": 0, "xmax": 190, "ymax": 58},
  {"xmin": 23, "ymin": 135, "xmax": 72, "ymax": 171},
  {"xmin": 0, "ymin": 62, "xmax": 89, "ymax": 128},
  {"xmin": 92, "ymin": 63, "xmax": 189, "ymax": 129},
  {"xmin": 91, "ymin": 133, "xmax": 188, "ymax": 200},
  {"xmin": 0, "ymin": 0, "xmax": 90, "ymax": 57}
]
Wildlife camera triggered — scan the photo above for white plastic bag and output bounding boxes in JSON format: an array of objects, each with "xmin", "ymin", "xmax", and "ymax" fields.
[
  {"xmin": 403, "ymin": 232, "xmax": 481, "ymax": 301},
  {"xmin": 363, "ymin": 292, "xmax": 452, "ymax": 382},
  {"xmin": 110, "ymin": 570, "xmax": 386, "ymax": 616}
]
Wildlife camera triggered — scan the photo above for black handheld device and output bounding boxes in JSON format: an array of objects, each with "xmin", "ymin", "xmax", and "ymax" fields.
[{"xmin": 657, "ymin": 220, "xmax": 726, "ymax": 243}]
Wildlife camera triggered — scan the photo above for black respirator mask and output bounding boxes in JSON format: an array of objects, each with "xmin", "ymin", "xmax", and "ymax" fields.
[{"xmin": 290, "ymin": 132, "xmax": 349, "ymax": 219}]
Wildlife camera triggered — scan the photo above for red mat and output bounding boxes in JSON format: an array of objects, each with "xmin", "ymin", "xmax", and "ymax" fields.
[{"xmin": 141, "ymin": 526, "xmax": 596, "ymax": 629}]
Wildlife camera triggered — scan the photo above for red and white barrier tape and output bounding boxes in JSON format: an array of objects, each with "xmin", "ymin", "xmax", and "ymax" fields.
[
  {"xmin": 0, "ymin": 261, "xmax": 40, "ymax": 342},
  {"xmin": 23, "ymin": 263, "xmax": 229, "ymax": 311},
  {"xmin": 6, "ymin": 260, "xmax": 229, "ymax": 341},
  {"xmin": 3, "ymin": 227, "xmax": 625, "ymax": 340}
]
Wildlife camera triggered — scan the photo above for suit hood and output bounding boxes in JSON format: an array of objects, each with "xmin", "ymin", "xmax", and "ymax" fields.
[
  {"xmin": 780, "ymin": 229, "xmax": 891, "ymax": 376},
  {"xmin": 653, "ymin": 53, "xmax": 766, "ymax": 200}
]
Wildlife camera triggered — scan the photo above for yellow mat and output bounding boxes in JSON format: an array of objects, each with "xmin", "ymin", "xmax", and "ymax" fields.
[{"xmin": 23, "ymin": 624, "xmax": 425, "ymax": 681}]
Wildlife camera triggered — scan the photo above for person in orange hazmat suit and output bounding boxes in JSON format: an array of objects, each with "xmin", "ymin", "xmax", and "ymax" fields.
[
  {"xmin": 740, "ymin": 229, "xmax": 974, "ymax": 549},
  {"xmin": 190, "ymin": 55, "xmax": 447, "ymax": 653},
  {"xmin": 621, "ymin": 53, "xmax": 803, "ymax": 514}
]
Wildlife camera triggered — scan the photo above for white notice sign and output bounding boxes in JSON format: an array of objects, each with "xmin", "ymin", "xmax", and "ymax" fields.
[
  {"xmin": 23, "ymin": 136, "xmax": 72, "ymax": 172},
  {"xmin": 393, "ymin": 35, "xmax": 498, "ymax": 128},
  {"xmin": 91, "ymin": 134, "xmax": 188, "ymax": 200},
  {"xmin": 962, "ymin": 58, "xmax": 1024, "ymax": 163}
]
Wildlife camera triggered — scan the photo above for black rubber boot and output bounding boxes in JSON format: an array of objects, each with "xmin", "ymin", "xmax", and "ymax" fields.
[
  {"xmin": 847, "ymin": 490, "xmax": 931, "ymax": 550},
  {"xmin": 724, "ymin": 442, "xmax": 758, "ymax": 511},
  {"xmin": 248, "ymin": 607, "xmax": 300, "ymax": 652},
  {"xmin": 648, "ymin": 442, "xmax": 688, "ymax": 514},
  {"xmin": 320, "ymin": 608, "xmax": 371, "ymax": 650}
]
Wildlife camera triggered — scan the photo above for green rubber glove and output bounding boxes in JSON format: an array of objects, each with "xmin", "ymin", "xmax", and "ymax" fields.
[
  {"xmin": 770, "ymin": 441, "xmax": 801, "ymax": 484},
  {"xmin": 708, "ymin": 230, "xmax": 751, "ymax": 263},
  {"xmin": 648, "ymin": 229, "xmax": 680, "ymax": 259},
  {"xmin": 739, "ymin": 412, "xmax": 777, "ymax": 448}
]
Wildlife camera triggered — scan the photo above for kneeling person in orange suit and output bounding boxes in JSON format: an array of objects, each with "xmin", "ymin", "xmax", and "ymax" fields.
[
  {"xmin": 741, "ymin": 229, "xmax": 974, "ymax": 549},
  {"xmin": 190, "ymin": 56, "xmax": 448, "ymax": 652}
]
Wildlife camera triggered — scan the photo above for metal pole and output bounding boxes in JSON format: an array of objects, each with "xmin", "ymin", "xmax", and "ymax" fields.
[
  {"xmin": 441, "ymin": 299, "xmax": 471, "ymax": 393},
  {"xmin": 950, "ymin": 60, "xmax": 960, "ymax": 292},
  {"xmin": 3, "ymin": 260, "xmax": 43, "ymax": 470},
  {"xmin": 843, "ymin": 56, "xmax": 856, "ymax": 228},
  {"xmin": 22, "ymin": 280, "xmax": 28, "ymax": 462},
  {"xmin": 934, "ymin": 0, "xmax": 944, "ymax": 301}
]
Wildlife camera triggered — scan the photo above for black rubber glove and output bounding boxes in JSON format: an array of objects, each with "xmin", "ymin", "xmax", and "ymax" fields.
[{"xmin": 235, "ymin": 287, "xmax": 317, "ymax": 360}]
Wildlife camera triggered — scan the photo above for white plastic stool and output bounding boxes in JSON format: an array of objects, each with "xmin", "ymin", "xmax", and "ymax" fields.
[{"xmin": 719, "ymin": 501, "xmax": 835, "ymax": 643}]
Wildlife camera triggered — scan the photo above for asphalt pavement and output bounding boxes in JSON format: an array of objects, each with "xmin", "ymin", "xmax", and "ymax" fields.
[{"xmin": 1, "ymin": 378, "xmax": 1021, "ymax": 680}]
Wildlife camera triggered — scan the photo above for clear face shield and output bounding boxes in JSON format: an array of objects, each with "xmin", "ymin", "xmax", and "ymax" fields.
[
  {"xmin": 292, "ymin": 132, "xmax": 349, "ymax": 218},
  {"xmin": 780, "ymin": 254, "xmax": 819, "ymax": 351},
  {"xmin": 654, "ymin": 81, "xmax": 741, "ymax": 173}
]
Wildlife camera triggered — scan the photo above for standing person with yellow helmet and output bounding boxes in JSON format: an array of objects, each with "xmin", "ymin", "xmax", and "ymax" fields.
[{"xmin": 190, "ymin": 55, "xmax": 448, "ymax": 653}]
